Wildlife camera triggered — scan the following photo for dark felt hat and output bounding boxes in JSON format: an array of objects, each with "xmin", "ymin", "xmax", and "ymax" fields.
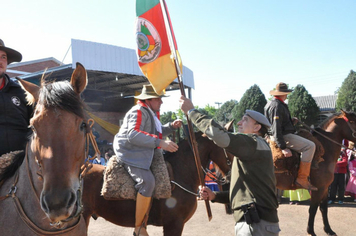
[
  {"xmin": 269, "ymin": 82, "xmax": 293, "ymax": 96},
  {"xmin": 245, "ymin": 110, "xmax": 271, "ymax": 128},
  {"xmin": 0, "ymin": 39, "xmax": 22, "ymax": 65},
  {"xmin": 134, "ymin": 84, "xmax": 168, "ymax": 100}
]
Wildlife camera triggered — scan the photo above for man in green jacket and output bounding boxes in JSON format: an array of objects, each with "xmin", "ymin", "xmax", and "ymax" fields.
[{"xmin": 180, "ymin": 96, "xmax": 280, "ymax": 236}]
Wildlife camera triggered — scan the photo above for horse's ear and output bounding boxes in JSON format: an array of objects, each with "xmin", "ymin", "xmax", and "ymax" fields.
[
  {"xmin": 40, "ymin": 68, "xmax": 48, "ymax": 87},
  {"xmin": 70, "ymin": 62, "xmax": 88, "ymax": 95},
  {"xmin": 340, "ymin": 109, "xmax": 346, "ymax": 116},
  {"xmin": 224, "ymin": 119, "xmax": 235, "ymax": 132},
  {"xmin": 17, "ymin": 77, "xmax": 39, "ymax": 105}
]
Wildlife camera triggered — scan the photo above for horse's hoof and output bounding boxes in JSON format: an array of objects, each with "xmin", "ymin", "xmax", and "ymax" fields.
[
  {"xmin": 91, "ymin": 214, "xmax": 98, "ymax": 220},
  {"xmin": 325, "ymin": 229, "xmax": 336, "ymax": 236}
]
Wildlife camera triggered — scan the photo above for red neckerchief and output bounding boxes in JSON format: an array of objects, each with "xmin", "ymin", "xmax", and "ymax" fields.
[
  {"xmin": 137, "ymin": 100, "xmax": 161, "ymax": 119},
  {"xmin": 274, "ymin": 96, "xmax": 285, "ymax": 104},
  {"xmin": 137, "ymin": 100, "xmax": 163, "ymax": 141},
  {"xmin": 0, "ymin": 78, "xmax": 5, "ymax": 90}
]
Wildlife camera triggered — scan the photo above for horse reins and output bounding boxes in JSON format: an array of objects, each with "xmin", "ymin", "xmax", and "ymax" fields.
[
  {"xmin": 180, "ymin": 125, "xmax": 231, "ymax": 190},
  {"xmin": 343, "ymin": 116, "xmax": 356, "ymax": 138},
  {"xmin": 81, "ymin": 118, "xmax": 101, "ymax": 177},
  {"xmin": 201, "ymin": 149, "xmax": 232, "ymax": 186},
  {"xmin": 298, "ymin": 117, "xmax": 356, "ymax": 151},
  {"xmin": 0, "ymin": 118, "xmax": 101, "ymax": 232},
  {"xmin": 0, "ymin": 145, "xmax": 83, "ymax": 235}
]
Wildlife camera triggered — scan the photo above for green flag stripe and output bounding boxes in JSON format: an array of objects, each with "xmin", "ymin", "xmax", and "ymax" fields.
[
  {"xmin": 136, "ymin": 0, "xmax": 160, "ymax": 17},
  {"xmin": 141, "ymin": 24, "xmax": 151, "ymax": 36}
]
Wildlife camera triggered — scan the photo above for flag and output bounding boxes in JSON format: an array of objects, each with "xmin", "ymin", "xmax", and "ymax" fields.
[{"xmin": 136, "ymin": 0, "xmax": 183, "ymax": 94}]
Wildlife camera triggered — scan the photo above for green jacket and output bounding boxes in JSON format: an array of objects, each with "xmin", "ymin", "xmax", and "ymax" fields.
[{"xmin": 189, "ymin": 110, "xmax": 279, "ymax": 223}]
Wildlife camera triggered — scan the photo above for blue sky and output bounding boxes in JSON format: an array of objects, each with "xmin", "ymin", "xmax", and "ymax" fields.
[{"xmin": 3, "ymin": 0, "xmax": 356, "ymax": 113}]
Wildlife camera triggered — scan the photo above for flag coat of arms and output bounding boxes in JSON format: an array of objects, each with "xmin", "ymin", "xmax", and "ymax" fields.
[{"xmin": 136, "ymin": 0, "xmax": 182, "ymax": 94}]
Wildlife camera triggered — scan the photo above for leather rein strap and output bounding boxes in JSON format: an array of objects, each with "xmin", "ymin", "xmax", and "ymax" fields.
[
  {"xmin": 298, "ymin": 118, "xmax": 354, "ymax": 150},
  {"xmin": 0, "ymin": 118, "xmax": 101, "ymax": 233}
]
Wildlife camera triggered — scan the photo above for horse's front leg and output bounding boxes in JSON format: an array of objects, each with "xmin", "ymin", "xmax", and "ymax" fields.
[
  {"xmin": 307, "ymin": 202, "xmax": 318, "ymax": 236},
  {"xmin": 163, "ymin": 219, "xmax": 185, "ymax": 236},
  {"xmin": 320, "ymin": 199, "xmax": 336, "ymax": 236}
]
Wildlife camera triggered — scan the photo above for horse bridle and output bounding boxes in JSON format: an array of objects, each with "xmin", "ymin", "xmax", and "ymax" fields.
[
  {"xmin": 5, "ymin": 118, "xmax": 101, "ymax": 230},
  {"xmin": 299, "ymin": 116, "xmax": 356, "ymax": 150},
  {"xmin": 181, "ymin": 125, "xmax": 232, "ymax": 186},
  {"xmin": 343, "ymin": 116, "xmax": 356, "ymax": 139},
  {"xmin": 55, "ymin": 118, "xmax": 101, "ymax": 227},
  {"xmin": 0, "ymin": 144, "xmax": 83, "ymax": 234},
  {"xmin": 202, "ymin": 148, "xmax": 232, "ymax": 186}
]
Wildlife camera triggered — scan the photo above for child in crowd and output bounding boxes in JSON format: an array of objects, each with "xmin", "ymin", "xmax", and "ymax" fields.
[
  {"xmin": 205, "ymin": 161, "xmax": 219, "ymax": 191},
  {"xmin": 346, "ymin": 153, "xmax": 356, "ymax": 201},
  {"xmin": 328, "ymin": 148, "xmax": 348, "ymax": 204}
]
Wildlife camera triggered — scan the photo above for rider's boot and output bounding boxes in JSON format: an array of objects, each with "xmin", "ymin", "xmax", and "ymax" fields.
[
  {"xmin": 133, "ymin": 193, "xmax": 151, "ymax": 236},
  {"xmin": 295, "ymin": 161, "xmax": 318, "ymax": 191}
]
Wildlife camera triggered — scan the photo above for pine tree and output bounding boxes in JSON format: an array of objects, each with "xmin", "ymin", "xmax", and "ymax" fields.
[
  {"xmin": 234, "ymin": 84, "xmax": 267, "ymax": 121},
  {"xmin": 288, "ymin": 84, "xmax": 319, "ymax": 126},
  {"xmin": 200, "ymin": 104, "xmax": 217, "ymax": 118},
  {"xmin": 336, "ymin": 70, "xmax": 356, "ymax": 112},
  {"xmin": 215, "ymin": 100, "xmax": 238, "ymax": 125},
  {"xmin": 160, "ymin": 111, "xmax": 176, "ymax": 125}
]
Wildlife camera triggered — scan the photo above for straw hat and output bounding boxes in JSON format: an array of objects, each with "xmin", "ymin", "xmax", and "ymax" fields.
[
  {"xmin": 0, "ymin": 39, "xmax": 22, "ymax": 65},
  {"xmin": 269, "ymin": 82, "xmax": 293, "ymax": 96},
  {"xmin": 134, "ymin": 84, "xmax": 168, "ymax": 100}
]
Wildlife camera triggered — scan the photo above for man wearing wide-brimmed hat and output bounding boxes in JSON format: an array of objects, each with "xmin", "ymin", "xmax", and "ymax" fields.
[
  {"xmin": 113, "ymin": 84, "xmax": 182, "ymax": 236},
  {"xmin": 0, "ymin": 39, "xmax": 33, "ymax": 156},
  {"xmin": 264, "ymin": 82, "xmax": 317, "ymax": 191}
]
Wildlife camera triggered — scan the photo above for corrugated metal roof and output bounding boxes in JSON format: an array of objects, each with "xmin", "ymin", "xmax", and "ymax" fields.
[
  {"xmin": 18, "ymin": 39, "xmax": 195, "ymax": 102},
  {"xmin": 7, "ymin": 57, "xmax": 62, "ymax": 77},
  {"xmin": 71, "ymin": 39, "xmax": 194, "ymax": 89},
  {"xmin": 313, "ymin": 95, "xmax": 337, "ymax": 112}
]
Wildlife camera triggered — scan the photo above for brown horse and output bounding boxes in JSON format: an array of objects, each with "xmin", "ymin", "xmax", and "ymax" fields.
[
  {"xmin": 82, "ymin": 132, "xmax": 233, "ymax": 236},
  {"xmin": 275, "ymin": 110, "xmax": 356, "ymax": 236},
  {"xmin": 0, "ymin": 63, "xmax": 89, "ymax": 235}
]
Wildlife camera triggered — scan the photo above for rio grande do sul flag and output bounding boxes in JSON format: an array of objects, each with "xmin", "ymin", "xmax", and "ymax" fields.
[{"xmin": 136, "ymin": 0, "xmax": 183, "ymax": 94}]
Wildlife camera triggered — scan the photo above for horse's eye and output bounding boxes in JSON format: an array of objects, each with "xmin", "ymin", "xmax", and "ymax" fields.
[{"xmin": 80, "ymin": 122, "xmax": 87, "ymax": 131}]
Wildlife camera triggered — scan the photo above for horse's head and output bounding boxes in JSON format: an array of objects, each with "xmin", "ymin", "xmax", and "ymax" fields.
[
  {"xmin": 18, "ymin": 62, "xmax": 88, "ymax": 224},
  {"xmin": 340, "ymin": 110, "xmax": 356, "ymax": 142},
  {"xmin": 199, "ymin": 130, "xmax": 234, "ymax": 184},
  {"xmin": 327, "ymin": 110, "xmax": 356, "ymax": 144}
]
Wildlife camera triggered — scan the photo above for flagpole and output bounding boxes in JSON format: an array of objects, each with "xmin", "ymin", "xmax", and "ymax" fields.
[{"xmin": 160, "ymin": 0, "xmax": 212, "ymax": 221}]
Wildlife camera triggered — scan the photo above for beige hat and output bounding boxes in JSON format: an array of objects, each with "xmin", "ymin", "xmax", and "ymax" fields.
[
  {"xmin": 245, "ymin": 110, "xmax": 271, "ymax": 128},
  {"xmin": 0, "ymin": 39, "xmax": 22, "ymax": 65},
  {"xmin": 134, "ymin": 84, "xmax": 168, "ymax": 100},
  {"xmin": 269, "ymin": 82, "xmax": 293, "ymax": 96}
]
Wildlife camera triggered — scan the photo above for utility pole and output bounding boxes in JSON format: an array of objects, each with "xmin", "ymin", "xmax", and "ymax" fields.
[{"xmin": 215, "ymin": 102, "xmax": 222, "ymax": 109}]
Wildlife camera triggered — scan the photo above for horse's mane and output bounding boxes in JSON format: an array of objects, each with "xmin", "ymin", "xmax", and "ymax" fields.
[
  {"xmin": 39, "ymin": 80, "xmax": 86, "ymax": 118},
  {"xmin": 318, "ymin": 111, "xmax": 356, "ymax": 131},
  {"xmin": 0, "ymin": 81, "xmax": 86, "ymax": 181},
  {"xmin": 318, "ymin": 112, "xmax": 342, "ymax": 130}
]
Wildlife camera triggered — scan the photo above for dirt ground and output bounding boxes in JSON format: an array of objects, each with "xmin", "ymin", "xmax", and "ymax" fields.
[{"xmin": 88, "ymin": 196, "xmax": 355, "ymax": 236}]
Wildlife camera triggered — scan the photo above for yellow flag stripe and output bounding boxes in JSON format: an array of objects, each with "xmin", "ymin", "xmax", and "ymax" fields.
[{"xmin": 140, "ymin": 50, "xmax": 182, "ymax": 94}]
